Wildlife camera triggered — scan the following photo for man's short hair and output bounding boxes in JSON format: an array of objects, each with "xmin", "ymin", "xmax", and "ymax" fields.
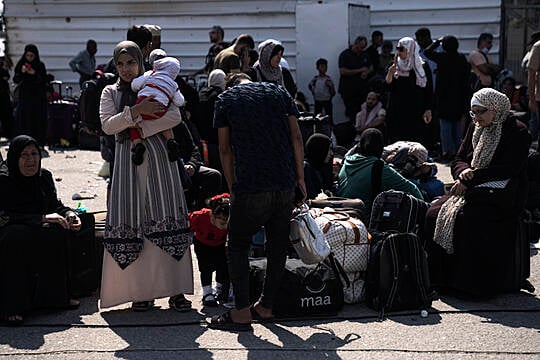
[
  {"xmin": 354, "ymin": 36, "xmax": 367, "ymax": 45},
  {"xmin": 234, "ymin": 34, "xmax": 255, "ymax": 50},
  {"xmin": 87, "ymin": 39, "xmax": 97, "ymax": 48},
  {"xmin": 371, "ymin": 30, "xmax": 383, "ymax": 40},
  {"xmin": 225, "ymin": 73, "xmax": 251, "ymax": 89},
  {"xmin": 143, "ymin": 24, "xmax": 162, "ymax": 37},
  {"xmin": 477, "ymin": 33, "xmax": 493, "ymax": 47},
  {"xmin": 316, "ymin": 58, "xmax": 328, "ymax": 67},
  {"xmin": 127, "ymin": 25, "xmax": 153, "ymax": 50},
  {"xmin": 415, "ymin": 27, "xmax": 431, "ymax": 39},
  {"xmin": 210, "ymin": 25, "xmax": 224, "ymax": 39}
]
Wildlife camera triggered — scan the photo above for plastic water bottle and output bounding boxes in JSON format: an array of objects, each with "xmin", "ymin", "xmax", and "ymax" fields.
[{"xmin": 75, "ymin": 202, "xmax": 87, "ymax": 214}]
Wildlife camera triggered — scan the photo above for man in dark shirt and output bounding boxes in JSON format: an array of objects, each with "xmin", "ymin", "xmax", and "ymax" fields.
[
  {"xmin": 366, "ymin": 31, "xmax": 383, "ymax": 74},
  {"xmin": 338, "ymin": 36, "xmax": 373, "ymax": 123},
  {"xmin": 209, "ymin": 73, "xmax": 305, "ymax": 331}
]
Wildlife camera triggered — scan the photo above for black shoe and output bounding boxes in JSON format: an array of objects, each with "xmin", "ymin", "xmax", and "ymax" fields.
[
  {"xmin": 131, "ymin": 143, "xmax": 146, "ymax": 165},
  {"xmin": 166, "ymin": 139, "xmax": 181, "ymax": 162},
  {"xmin": 202, "ymin": 293, "xmax": 218, "ymax": 307}
]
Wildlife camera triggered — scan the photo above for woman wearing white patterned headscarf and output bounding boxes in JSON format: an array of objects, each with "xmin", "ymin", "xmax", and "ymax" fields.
[
  {"xmin": 385, "ymin": 37, "xmax": 433, "ymax": 143},
  {"xmin": 426, "ymin": 87, "xmax": 530, "ymax": 297}
]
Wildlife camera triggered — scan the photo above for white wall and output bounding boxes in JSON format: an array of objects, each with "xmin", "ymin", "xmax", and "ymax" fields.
[{"xmin": 296, "ymin": 2, "xmax": 369, "ymax": 124}]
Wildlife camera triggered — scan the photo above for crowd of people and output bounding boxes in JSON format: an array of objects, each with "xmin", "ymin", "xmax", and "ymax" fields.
[{"xmin": 0, "ymin": 23, "xmax": 538, "ymax": 331}]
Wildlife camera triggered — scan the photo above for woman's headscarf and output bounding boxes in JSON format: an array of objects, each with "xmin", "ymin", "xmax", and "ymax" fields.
[
  {"xmin": 15, "ymin": 44, "xmax": 42, "ymax": 73},
  {"xmin": 434, "ymin": 88, "xmax": 510, "ymax": 254},
  {"xmin": 113, "ymin": 41, "xmax": 144, "ymax": 110},
  {"xmin": 254, "ymin": 38, "xmax": 284, "ymax": 84},
  {"xmin": 6, "ymin": 135, "xmax": 41, "ymax": 181},
  {"xmin": 208, "ymin": 69, "xmax": 226, "ymax": 90},
  {"xmin": 305, "ymin": 133, "xmax": 332, "ymax": 168},
  {"xmin": 470, "ymin": 88, "xmax": 510, "ymax": 169},
  {"xmin": 395, "ymin": 37, "xmax": 427, "ymax": 88}
]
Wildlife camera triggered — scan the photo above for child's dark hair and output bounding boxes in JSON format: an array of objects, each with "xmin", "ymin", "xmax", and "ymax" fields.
[
  {"xmin": 316, "ymin": 58, "xmax": 328, "ymax": 67},
  {"xmin": 208, "ymin": 193, "xmax": 231, "ymax": 217}
]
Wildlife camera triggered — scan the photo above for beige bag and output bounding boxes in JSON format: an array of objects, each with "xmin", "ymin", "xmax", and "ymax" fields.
[{"xmin": 313, "ymin": 211, "xmax": 370, "ymax": 273}]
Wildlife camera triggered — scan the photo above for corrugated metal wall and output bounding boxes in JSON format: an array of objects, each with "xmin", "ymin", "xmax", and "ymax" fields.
[
  {"xmin": 3, "ymin": 0, "xmax": 502, "ymax": 93},
  {"xmin": 4, "ymin": 0, "xmax": 298, "ymax": 91}
]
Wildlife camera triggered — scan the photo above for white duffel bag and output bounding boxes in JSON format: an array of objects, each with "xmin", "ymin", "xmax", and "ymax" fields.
[{"xmin": 312, "ymin": 211, "xmax": 370, "ymax": 273}]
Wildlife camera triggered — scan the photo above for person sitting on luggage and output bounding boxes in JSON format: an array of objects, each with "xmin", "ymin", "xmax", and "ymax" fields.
[
  {"xmin": 382, "ymin": 141, "xmax": 444, "ymax": 202},
  {"xmin": 426, "ymin": 87, "xmax": 530, "ymax": 298},
  {"xmin": 304, "ymin": 133, "xmax": 335, "ymax": 199},
  {"xmin": 189, "ymin": 193, "xmax": 231, "ymax": 307},
  {"xmin": 354, "ymin": 91, "xmax": 386, "ymax": 142},
  {"xmin": 0, "ymin": 135, "xmax": 82, "ymax": 326},
  {"xmin": 130, "ymin": 50, "xmax": 184, "ymax": 165},
  {"xmin": 337, "ymin": 128, "xmax": 424, "ymax": 218}
]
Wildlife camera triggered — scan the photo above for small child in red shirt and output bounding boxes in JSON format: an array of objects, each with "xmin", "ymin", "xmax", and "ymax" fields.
[{"xmin": 189, "ymin": 193, "xmax": 230, "ymax": 306}]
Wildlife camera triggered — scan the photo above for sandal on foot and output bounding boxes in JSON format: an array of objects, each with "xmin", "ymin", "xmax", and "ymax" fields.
[
  {"xmin": 6, "ymin": 315, "xmax": 23, "ymax": 326},
  {"xmin": 249, "ymin": 305, "xmax": 274, "ymax": 323},
  {"xmin": 169, "ymin": 294, "xmax": 192, "ymax": 312},
  {"xmin": 132, "ymin": 300, "xmax": 154, "ymax": 312},
  {"xmin": 202, "ymin": 293, "xmax": 218, "ymax": 307},
  {"xmin": 207, "ymin": 310, "xmax": 253, "ymax": 332}
]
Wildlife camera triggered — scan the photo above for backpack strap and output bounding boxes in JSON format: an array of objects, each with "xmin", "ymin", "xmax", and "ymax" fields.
[
  {"xmin": 371, "ymin": 159, "xmax": 384, "ymax": 200},
  {"xmin": 324, "ymin": 252, "xmax": 350, "ymax": 288}
]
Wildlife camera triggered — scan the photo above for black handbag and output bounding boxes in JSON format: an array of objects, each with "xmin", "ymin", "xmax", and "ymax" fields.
[
  {"xmin": 464, "ymin": 179, "xmax": 517, "ymax": 215},
  {"xmin": 249, "ymin": 254, "xmax": 349, "ymax": 317}
]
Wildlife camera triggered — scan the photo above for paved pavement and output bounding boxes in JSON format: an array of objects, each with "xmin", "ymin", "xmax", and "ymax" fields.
[{"xmin": 0, "ymin": 144, "xmax": 539, "ymax": 359}]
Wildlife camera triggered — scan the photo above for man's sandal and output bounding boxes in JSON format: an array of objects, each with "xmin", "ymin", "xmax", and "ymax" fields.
[
  {"xmin": 249, "ymin": 305, "xmax": 275, "ymax": 323},
  {"xmin": 207, "ymin": 310, "xmax": 253, "ymax": 332}
]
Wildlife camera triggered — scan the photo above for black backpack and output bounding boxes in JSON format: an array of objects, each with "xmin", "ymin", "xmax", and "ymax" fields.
[
  {"xmin": 365, "ymin": 232, "xmax": 433, "ymax": 318},
  {"xmin": 79, "ymin": 72, "xmax": 117, "ymax": 134}
]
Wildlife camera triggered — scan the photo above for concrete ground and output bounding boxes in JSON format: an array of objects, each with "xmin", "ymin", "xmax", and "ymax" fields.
[{"xmin": 0, "ymin": 144, "xmax": 539, "ymax": 359}]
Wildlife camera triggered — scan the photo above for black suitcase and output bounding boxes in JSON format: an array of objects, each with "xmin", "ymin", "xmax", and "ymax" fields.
[
  {"xmin": 249, "ymin": 256, "xmax": 348, "ymax": 317},
  {"xmin": 308, "ymin": 197, "xmax": 365, "ymax": 220},
  {"xmin": 69, "ymin": 213, "xmax": 103, "ymax": 297},
  {"xmin": 369, "ymin": 190, "xmax": 429, "ymax": 236},
  {"xmin": 297, "ymin": 112, "xmax": 332, "ymax": 145},
  {"xmin": 47, "ymin": 81, "xmax": 79, "ymax": 146},
  {"xmin": 510, "ymin": 214, "xmax": 535, "ymax": 293}
]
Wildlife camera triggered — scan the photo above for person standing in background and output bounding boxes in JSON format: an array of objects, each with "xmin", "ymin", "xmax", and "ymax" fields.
[
  {"xmin": 13, "ymin": 44, "xmax": 49, "ymax": 156},
  {"xmin": 309, "ymin": 58, "xmax": 335, "ymax": 121},
  {"xmin": 69, "ymin": 39, "xmax": 97, "ymax": 87}
]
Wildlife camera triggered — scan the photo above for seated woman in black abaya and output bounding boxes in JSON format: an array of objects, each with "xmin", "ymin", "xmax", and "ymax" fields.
[{"xmin": 0, "ymin": 135, "xmax": 82, "ymax": 325}]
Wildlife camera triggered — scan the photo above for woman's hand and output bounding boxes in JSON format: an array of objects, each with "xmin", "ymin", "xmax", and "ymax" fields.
[
  {"xmin": 458, "ymin": 168, "xmax": 474, "ymax": 181},
  {"xmin": 449, "ymin": 180, "xmax": 468, "ymax": 196},
  {"xmin": 43, "ymin": 213, "xmax": 70, "ymax": 229},
  {"xmin": 66, "ymin": 213, "xmax": 82, "ymax": 232},
  {"xmin": 132, "ymin": 96, "xmax": 166, "ymax": 120}
]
